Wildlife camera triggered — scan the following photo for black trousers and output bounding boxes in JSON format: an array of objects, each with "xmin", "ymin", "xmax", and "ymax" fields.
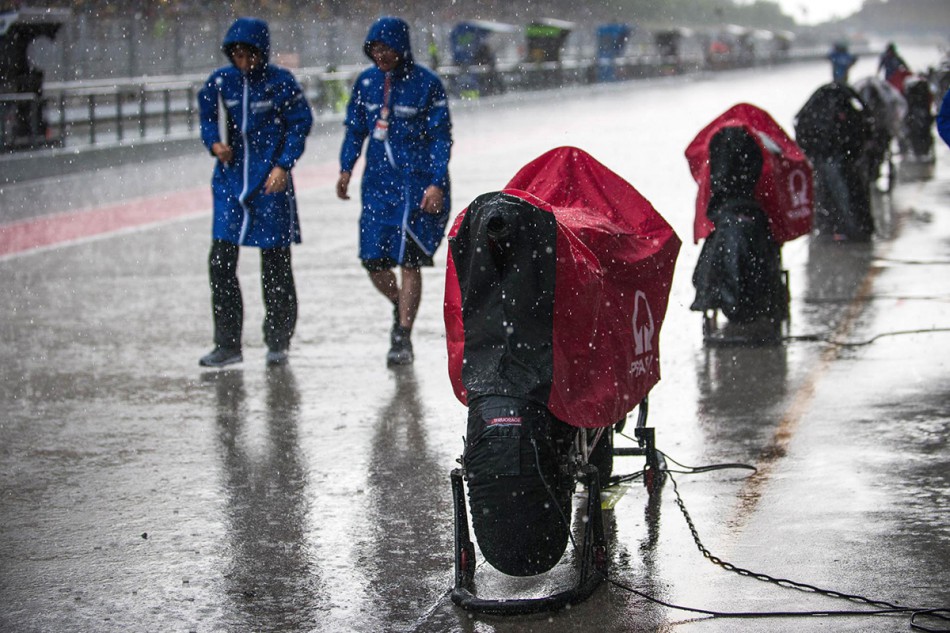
[{"xmin": 208, "ymin": 239, "xmax": 297, "ymax": 351}]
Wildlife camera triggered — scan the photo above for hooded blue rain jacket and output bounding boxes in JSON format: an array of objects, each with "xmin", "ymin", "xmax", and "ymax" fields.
[
  {"xmin": 340, "ymin": 16, "xmax": 453, "ymax": 264},
  {"xmin": 198, "ymin": 17, "xmax": 314, "ymax": 248}
]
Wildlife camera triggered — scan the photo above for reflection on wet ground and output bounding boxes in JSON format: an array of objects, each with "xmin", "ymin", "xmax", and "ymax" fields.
[
  {"xmin": 360, "ymin": 366, "xmax": 456, "ymax": 631},
  {"xmin": 2, "ymin": 51, "xmax": 949, "ymax": 632},
  {"xmin": 209, "ymin": 367, "xmax": 324, "ymax": 632}
]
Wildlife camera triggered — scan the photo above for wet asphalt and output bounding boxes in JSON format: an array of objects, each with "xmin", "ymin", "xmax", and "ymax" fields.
[{"xmin": 1, "ymin": 48, "xmax": 949, "ymax": 632}]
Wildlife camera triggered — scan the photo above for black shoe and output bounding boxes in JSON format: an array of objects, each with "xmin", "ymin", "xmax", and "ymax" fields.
[
  {"xmin": 266, "ymin": 347, "xmax": 289, "ymax": 366},
  {"xmin": 387, "ymin": 326, "xmax": 413, "ymax": 366},
  {"xmin": 199, "ymin": 346, "xmax": 242, "ymax": 367}
]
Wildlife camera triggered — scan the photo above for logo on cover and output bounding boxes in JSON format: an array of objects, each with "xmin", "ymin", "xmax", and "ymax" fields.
[
  {"xmin": 632, "ymin": 290, "xmax": 654, "ymax": 356},
  {"xmin": 787, "ymin": 168, "xmax": 811, "ymax": 219},
  {"xmin": 631, "ymin": 290, "xmax": 655, "ymax": 377}
]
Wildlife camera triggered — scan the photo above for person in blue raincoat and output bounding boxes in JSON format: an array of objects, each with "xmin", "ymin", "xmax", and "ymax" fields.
[
  {"xmin": 336, "ymin": 16, "xmax": 453, "ymax": 366},
  {"xmin": 197, "ymin": 17, "xmax": 313, "ymax": 367},
  {"xmin": 827, "ymin": 42, "xmax": 856, "ymax": 84}
]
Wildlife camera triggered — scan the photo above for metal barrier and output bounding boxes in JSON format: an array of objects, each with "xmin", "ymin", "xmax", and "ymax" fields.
[{"xmin": 1, "ymin": 49, "xmax": 825, "ymax": 153}]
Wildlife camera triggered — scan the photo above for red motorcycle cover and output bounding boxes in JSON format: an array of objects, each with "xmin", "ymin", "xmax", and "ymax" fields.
[
  {"xmin": 444, "ymin": 146, "xmax": 681, "ymax": 429},
  {"xmin": 686, "ymin": 102, "xmax": 813, "ymax": 244}
]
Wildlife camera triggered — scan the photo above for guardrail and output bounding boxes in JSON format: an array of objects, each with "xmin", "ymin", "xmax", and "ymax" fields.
[{"xmin": 1, "ymin": 49, "xmax": 824, "ymax": 153}]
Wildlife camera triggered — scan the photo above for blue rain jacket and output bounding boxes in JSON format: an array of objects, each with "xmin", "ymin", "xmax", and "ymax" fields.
[
  {"xmin": 938, "ymin": 89, "xmax": 950, "ymax": 149},
  {"xmin": 198, "ymin": 17, "xmax": 313, "ymax": 248},
  {"xmin": 340, "ymin": 16, "xmax": 453, "ymax": 263}
]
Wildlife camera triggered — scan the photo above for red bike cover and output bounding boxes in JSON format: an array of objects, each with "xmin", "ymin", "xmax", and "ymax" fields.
[
  {"xmin": 444, "ymin": 146, "xmax": 681, "ymax": 429},
  {"xmin": 686, "ymin": 102, "xmax": 813, "ymax": 244}
]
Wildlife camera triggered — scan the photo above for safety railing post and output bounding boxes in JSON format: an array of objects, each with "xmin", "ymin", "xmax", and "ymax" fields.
[
  {"xmin": 30, "ymin": 97, "xmax": 41, "ymax": 143},
  {"xmin": 88, "ymin": 93, "xmax": 96, "ymax": 144},
  {"xmin": 186, "ymin": 85, "xmax": 195, "ymax": 132},
  {"xmin": 116, "ymin": 88, "xmax": 124, "ymax": 141},
  {"xmin": 0, "ymin": 100, "xmax": 8, "ymax": 148},
  {"xmin": 58, "ymin": 92, "xmax": 66, "ymax": 143},
  {"xmin": 138, "ymin": 87, "xmax": 146, "ymax": 138},
  {"xmin": 163, "ymin": 89, "xmax": 171, "ymax": 135}
]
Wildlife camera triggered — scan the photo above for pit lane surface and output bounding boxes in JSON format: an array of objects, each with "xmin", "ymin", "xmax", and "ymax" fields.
[{"xmin": 1, "ymin": 47, "xmax": 948, "ymax": 633}]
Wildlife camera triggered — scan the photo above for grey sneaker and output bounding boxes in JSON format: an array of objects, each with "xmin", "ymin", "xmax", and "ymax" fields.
[
  {"xmin": 266, "ymin": 347, "xmax": 289, "ymax": 366},
  {"xmin": 387, "ymin": 326, "xmax": 414, "ymax": 366},
  {"xmin": 199, "ymin": 347, "xmax": 242, "ymax": 367}
]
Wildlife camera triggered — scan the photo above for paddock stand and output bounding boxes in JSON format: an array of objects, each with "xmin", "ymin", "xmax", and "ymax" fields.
[
  {"xmin": 450, "ymin": 463, "xmax": 607, "ymax": 615},
  {"xmin": 449, "ymin": 399, "xmax": 664, "ymax": 615},
  {"xmin": 702, "ymin": 270, "xmax": 791, "ymax": 346},
  {"xmin": 608, "ymin": 398, "xmax": 666, "ymax": 496}
]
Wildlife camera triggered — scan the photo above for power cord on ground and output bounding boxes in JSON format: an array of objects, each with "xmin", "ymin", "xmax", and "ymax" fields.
[
  {"xmin": 784, "ymin": 326, "xmax": 950, "ymax": 346},
  {"xmin": 598, "ymin": 454, "xmax": 950, "ymax": 631}
]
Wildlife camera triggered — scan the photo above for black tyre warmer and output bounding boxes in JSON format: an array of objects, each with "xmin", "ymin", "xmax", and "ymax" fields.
[
  {"xmin": 463, "ymin": 395, "xmax": 575, "ymax": 576},
  {"xmin": 449, "ymin": 192, "xmax": 558, "ymax": 404}
]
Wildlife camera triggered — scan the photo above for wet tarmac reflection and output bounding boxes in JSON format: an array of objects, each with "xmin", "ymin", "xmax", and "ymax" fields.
[
  {"xmin": 207, "ymin": 367, "xmax": 324, "ymax": 632},
  {"xmin": 804, "ymin": 238, "xmax": 876, "ymax": 330},
  {"xmin": 361, "ymin": 367, "xmax": 455, "ymax": 631}
]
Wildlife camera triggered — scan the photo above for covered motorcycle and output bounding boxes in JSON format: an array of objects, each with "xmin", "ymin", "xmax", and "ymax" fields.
[
  {"xmin": 686, "ymin": 103, "xmax": 811, "ymax": 333},
  {"xmin": 795, "ymin": 82, "xmax": 874, "ymax": 241},
  {"xmin": 444, "ymin": 146, "xmax": 680, "ymax": 577},
  {"xmin": 902, "ymin": 75, "xmax": 935, "ymax": 163},
  {"xmin": 854, "ymin": 76, "xmax": 906, "ymax": 185}
]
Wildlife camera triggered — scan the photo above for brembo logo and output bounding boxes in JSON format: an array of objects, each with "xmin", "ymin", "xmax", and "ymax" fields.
[{"xmin": 631, "ymin": 290, "xmax": 655, "ymax": 377}]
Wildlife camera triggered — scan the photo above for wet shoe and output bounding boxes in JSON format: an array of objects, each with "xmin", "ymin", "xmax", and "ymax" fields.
[
  {"xmin": 266, "ymin": 347, "xmax": 289, "ymax": 366},
  {"xmin": 199, "ymin": 346, "xmax": 242, "ymax": 367},
  {"xmin": 387, "ymin": 326, "xmax": 414, "ymax": 366}
]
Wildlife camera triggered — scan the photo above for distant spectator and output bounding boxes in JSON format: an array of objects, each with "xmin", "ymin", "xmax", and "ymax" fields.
[
  {"xmin": 878, "ymin": 42, "xmax": 911, "ymax": 92},
  {"xmin": 828, "ymin": 42, "xmax": 857, "ymax": 84}
]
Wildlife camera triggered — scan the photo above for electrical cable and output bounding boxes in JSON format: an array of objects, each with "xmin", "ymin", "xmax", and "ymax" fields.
[
  {"xmin": 598, "ymin": 457, "xmax": 950, "ymax": 631},
  {"xmin": 873, "ymin": 257, "xmax": 950, "ymax": 266},
  {"xmin": 781, "ymin": 326, "xmax": 950, "ymax": 346},
  {"xmin": 530, "ymin": 436, "xmax": 578, "ymax": 552},
  {"xmin": 826, "ymin": 327, "xmax": 950, "ymax": 347},
  {"xmin": 804, "ymin": 295, "xmax": 950, "ymax": 303},
  {"xmin": 515, "ymin": 436, "xmax": 950, "ymax": 630}
]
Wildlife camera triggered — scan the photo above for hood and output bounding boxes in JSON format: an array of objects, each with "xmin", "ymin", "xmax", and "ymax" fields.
[
  {"xmin": 222, "ymin": 17, "xmax": 270, "ymax": 65},
  {"xmin": 364, "ymin": 16, "xmax": 414, "ymax": 71}
]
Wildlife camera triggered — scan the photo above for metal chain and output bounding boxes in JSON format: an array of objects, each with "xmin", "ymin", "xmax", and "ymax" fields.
[{"xmin": 667, "ymin": 472, "xmax": 907, "ymax": 611}]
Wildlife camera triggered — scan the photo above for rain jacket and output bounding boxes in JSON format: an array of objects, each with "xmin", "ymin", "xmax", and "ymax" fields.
[
  {"xmin": 827, "ymin": 45, "xmax": 856, "ymax": 83},
  {"xmin": 340, "ymin": 16, "xmax": 453, "ymax": 264},
  {"xmin": 198, "ymin": 17, "xmax": 313, "ymax": 248},
  {"xmin": 938, "ymin": 89, "xmax": 950, "ymax": 149}
]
